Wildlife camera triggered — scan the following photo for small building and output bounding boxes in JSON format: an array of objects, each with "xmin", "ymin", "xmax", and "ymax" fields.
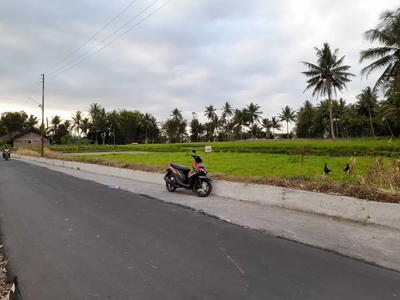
[{"xmin": 1, "ymin": 129, "xmax": 50, "ymax": 148}]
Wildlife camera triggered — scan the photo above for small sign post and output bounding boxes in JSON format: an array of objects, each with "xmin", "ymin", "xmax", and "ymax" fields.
[{"xmin": 205, "ymin": 144, "xmax": 212, "ymax": 163}]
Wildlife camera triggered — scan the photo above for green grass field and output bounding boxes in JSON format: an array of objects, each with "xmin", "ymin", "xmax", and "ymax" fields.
[
  {"xmin": 46, "ymin": 138, "xmax": 400, "ymax": 157},
  {"xmin": 73, "ymin": 151, "xmax": 382, "ymax": 182}
]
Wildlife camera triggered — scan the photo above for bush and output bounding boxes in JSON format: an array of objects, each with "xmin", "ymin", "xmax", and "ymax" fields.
[{"xmin": 60, "ymin": 135, "xmax": 91, "ymax": 146}]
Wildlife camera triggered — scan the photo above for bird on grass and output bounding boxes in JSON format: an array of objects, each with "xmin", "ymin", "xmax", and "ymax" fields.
[
  {"xmin": 324, "ymin": 163, "xmax": 332, "ymax": 175},
  {"xmin": 344, "ymin": 163, "xmax": 350, "ymax": 174}
]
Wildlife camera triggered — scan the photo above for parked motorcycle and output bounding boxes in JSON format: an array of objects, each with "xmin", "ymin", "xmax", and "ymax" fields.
[
  {"xmin": 164, "ymin": 150, "xmax": 212, "ymax": 197},
  {"xmin": 3, "ymin": 149, "xmax": 10, "ymax": 161}
]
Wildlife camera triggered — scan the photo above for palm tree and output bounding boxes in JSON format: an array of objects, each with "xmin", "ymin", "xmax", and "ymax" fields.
[
  {"xmin": 262, "ymin": 118, "xmax": 273, "ymax": 138},
  {"xmin": 190, "ymin": 117, "xmax": 203, "ymax": 142},
  {"xmin": 233, "ymin": 108, "xmax": 248, "ymax": 140},
  {"xmin": 332, "ymin": 98, "xmax": 348, "ymax": 138},
  {"xmin": 302, "ymin": 43, "xmax": 355, "ymax": 139},
  {"xmin": 94, "ymin": 108, "xmax": 109, "ymax": 145},
  {"xmin": 278, "ymin": 106, "xmax": 296, "ymax": 139},
  {"xmin": 359, "ymin": 8, "xmax": 400, "ymax": 90},
  {"xmin": 222, "ymin": 102, "xmax": 234, "ymax": 136},
  {"xmin": 245, "ymin": 103, "xmax": 263, "ymax": 138},
  {"xmin": 50, "ymin": 115, "xmax": 62, "ymax": 137},
  {"xmin": 89, "ymin": 103, "xmax": 102, "ymax": 121},
  {"xmin": 63, "ymin": 120, "xmax": 71, "ymax": 132},
  {"xmin": 25, "ymin": 115, "xmax": 39, "ymax": 129},
  {"xmin": 80, "ymin": 118, "xmax": 90, "ymax": 138},
  {"xmin": 89, "ymin": 106, "xmax": 107, "ymax": 144},
  {"xmin": 315, "ymin": 100, "xmax": 331, "ymax": 137},
  {"xmin": 107, "ymin": 110, "xmax": 120, "ymax": 145},
  {"xmin": 381, "ymin": 88, "xmax": 400, "ymax": 132},
  {"xmin": 142, "ymin": 113, "xmax": 153, "ymax": 144},
  {"xmin": 204, "ymin": 105, "xmax": 217, "ymax": 140},
  {"xmin": 222, "ymin": 102, "xmax": 234, "ymax": 119},
  {"xmin": 271, "ymin": 116, "xmax": 282, "ymax": 136},
  {"xmin": 356, "ymin": 87, "xmax": 378, "ymax": 137},
  {"xmin": 170, "ymin": 108, "xmax": 182, "ymax": 122},
  {"xmin": 72, "ymin": 110, "xmax": 83, "ymax": 136},
  {"xmin": 148, "ymin": 116, "xmax": 159, "ymax": 143},
  {"xmin": 212, "ymin": 115, "xmax": 223, "ymax": 135}
]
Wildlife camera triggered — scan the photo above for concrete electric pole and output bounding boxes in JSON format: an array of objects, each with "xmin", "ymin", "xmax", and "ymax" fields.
[{"xmin": 41, "ymin": 74, "xmax": 45, "ymax": 157}]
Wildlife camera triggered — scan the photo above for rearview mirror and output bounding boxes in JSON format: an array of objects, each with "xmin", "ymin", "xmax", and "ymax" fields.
[{"xmin": 192, "ymin": 150, "xmax": 196, "ymax": 154}]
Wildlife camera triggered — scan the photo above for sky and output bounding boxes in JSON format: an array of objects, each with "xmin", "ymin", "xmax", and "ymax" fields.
[{"xmin": 0, "ymin": 0, "xmax": 399, "ymax": 127}]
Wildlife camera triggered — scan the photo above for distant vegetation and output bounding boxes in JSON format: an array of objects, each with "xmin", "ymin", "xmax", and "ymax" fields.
[{"xmin": 1, "ymin": 8, "xmax": 399, "ymax": 146}]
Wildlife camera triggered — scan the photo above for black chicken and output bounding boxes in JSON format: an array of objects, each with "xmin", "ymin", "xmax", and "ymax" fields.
[
  {"xmin": 324, "ymin": 163, "xmax": 332, "ymax": 175},
  {"xmin": 344, "ymin": 163, "xmax": 350, "ymax": 174}
]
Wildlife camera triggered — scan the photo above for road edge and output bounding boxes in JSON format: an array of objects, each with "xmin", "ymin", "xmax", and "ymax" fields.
[{"xmin": 15, "ymin": 155, "xmax": 400, "ymax": 230}]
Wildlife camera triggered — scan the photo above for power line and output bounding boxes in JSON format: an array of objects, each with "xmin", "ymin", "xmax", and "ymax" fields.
[
  {"xmin": 48, "ymin": 0, "xmax": 172, "ymax": 80},
  {"xmin": 47, "ymin": 0, "xmax": 164, "ymax": 78},
  {"xmin": 44, "ymin": 0, "xmax": 140, "ymax": 74},
  {"xmin": 17, "ymin": 76, "xmax": 41, "ymax": 106},
  {"xmin": 21, "ymin": 80, "xmax": 42, "ymax": 107}
]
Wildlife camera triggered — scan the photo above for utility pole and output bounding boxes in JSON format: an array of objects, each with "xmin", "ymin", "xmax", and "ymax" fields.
[{"xmin": 41, "ymin": 74, "xmax": 45, "ymax": 157}]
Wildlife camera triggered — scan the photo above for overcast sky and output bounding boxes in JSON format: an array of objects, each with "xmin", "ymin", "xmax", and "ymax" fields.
[{"xmin": 0, "ymin": 0, "xmax": 399, "ymax": 125}]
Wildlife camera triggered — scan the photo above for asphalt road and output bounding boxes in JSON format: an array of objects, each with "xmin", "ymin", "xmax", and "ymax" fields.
[{"xmin": 0, "ymin": 160, "xmax": 399, "ymax": 300}]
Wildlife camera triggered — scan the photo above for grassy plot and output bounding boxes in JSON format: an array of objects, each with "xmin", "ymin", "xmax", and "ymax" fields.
[
  {"xmin": 75, "ymin": 151, "xmax": 372, "ymax": 181},
  {"xmin": 44, "ymin": 138, "xmax": 400, "ymax": 157},
  {"xmin": 71, "ymin": 151, "xmax": 400, "ymax": 203}
]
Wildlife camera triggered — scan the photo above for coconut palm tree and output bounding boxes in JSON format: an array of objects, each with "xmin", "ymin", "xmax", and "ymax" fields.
[
  {"xmin": 94, "ymin": 108, "xmax": 109, "ymax": 145},
  {"xmin": 262, "ymin": 118, "xmax": 273, "ymax": 138},
  {"xmin": 63, "ymin": 120, "xmax": 71, "ymax": 132},
  {"xmin": 80, "ymin": 118, "xmax": 90, "ymax": 138},
  {"xmin": 222, "ymin": 102, "xmax": 234, "ymax": 119},
  {"xmin": 88, "ymin": 103, "xmax": 102, "ymax": 121},
  {"xmin": 212, "ymin": 115, "xmax": 223, "ymax": 135},
  {"xmin": 170, "ymin": 108, "xmax": 182, "ymax": 122},
  {"xmin": 278, "ymin": 106, "xmax": 296, "ymax": 139},
  {"xmin": 107, "ymin": 110, "xmax": 120, "ymax": 145},
  {"xmin": 359, "ymin": 8, "xmax": 400, "ymax": 90},
  {"xmin": 302, "ymin": 42, "xmax": 355, "ymax": 139},
  {"xmin": 72, "ymin": 110, "xmax": 83, "ymax": 136},
  {"xmin": 356, "ymin": 87, "xmax": 379, "ymax": 137},
  {"xmin": 381, "ymin": 88, "xmax": 400, "ymax": 131},
  {"xmin": 148, "ymin": 116, "xmax": 159, "ymax": 143},
  {"xmin": 25, "ymin": 115, "xmax": 39, "ymax": 129},
  {"xmin": 233, "ymin": 108, "xmax": 248, "ymax": 140},
  {"xmin": 271, "ymin": 116, "xmax": 282, "ymax": 136},
  {"xmin": 204, "ymin": 105, "xmax": 217, "ymax": 140},
  {"xmin": 50, "ymin": 115, "xmax": 62, "ymax": 137},
  {"xmin": 142, "ymin": 112, "xmax": 153, "ymax": 144},
  {"xmin": 245, "ymin": 103, "xmax": 263, "ymax": 138},
  {"xmin": 222, "ymin": 102, "xmax": 234, "ymax": 136}
]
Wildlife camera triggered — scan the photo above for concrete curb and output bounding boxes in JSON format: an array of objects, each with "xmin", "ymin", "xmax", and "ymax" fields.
[{"xmin": 16, "ymin": 155, "xmax": 400, "ymax": 230}]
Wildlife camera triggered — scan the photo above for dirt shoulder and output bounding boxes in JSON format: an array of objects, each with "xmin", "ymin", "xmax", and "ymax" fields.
[{"xmin": 0, "ymin": 243, "xmax": 16, "ymax": 300}]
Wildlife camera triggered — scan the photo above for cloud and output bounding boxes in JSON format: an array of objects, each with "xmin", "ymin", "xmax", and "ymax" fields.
[{"xmin": 0, "ymin": 0, "xmax": 399, "ymax": 126}]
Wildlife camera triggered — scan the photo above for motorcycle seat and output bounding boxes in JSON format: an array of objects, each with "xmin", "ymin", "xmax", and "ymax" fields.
[{"xmin": 171, "ymin": 163, "xmax": 190, "ymax": 172}]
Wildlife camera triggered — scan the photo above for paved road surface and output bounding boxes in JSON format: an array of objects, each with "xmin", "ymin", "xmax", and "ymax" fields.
[{"xmin": 0, "ymin": 160, "xmax": 399, "ymax": 300}]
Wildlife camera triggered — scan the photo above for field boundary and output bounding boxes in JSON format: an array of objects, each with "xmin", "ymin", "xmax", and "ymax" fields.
[{"xmin": 16, "ymin": 155, "xmax": 400, "ymax": 230}]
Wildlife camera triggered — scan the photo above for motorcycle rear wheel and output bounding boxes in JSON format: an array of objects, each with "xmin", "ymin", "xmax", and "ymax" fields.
[
  {"xmin": 165, "ymin": 175, "xmax": 177, "ymax": 192},
  {"xmin": 194, "ymin": 179, "xmax": 212, "ymax": 197}
]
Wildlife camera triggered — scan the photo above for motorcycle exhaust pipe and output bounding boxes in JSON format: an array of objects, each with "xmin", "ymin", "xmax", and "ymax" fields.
[{"xmin": 164, "ymin": 176, "xmax": 176, "ymax": 187}]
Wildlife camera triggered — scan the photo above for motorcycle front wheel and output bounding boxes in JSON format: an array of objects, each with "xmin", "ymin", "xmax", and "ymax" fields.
[{"xmin": 194, "ymin": 179, "xmax": 212, "ymax": 197}]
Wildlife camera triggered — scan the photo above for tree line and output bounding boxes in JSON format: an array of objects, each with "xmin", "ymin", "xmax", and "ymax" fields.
[{"xmin": 1, "ymin": 7, "xmax": 399, "ymax": 144}]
